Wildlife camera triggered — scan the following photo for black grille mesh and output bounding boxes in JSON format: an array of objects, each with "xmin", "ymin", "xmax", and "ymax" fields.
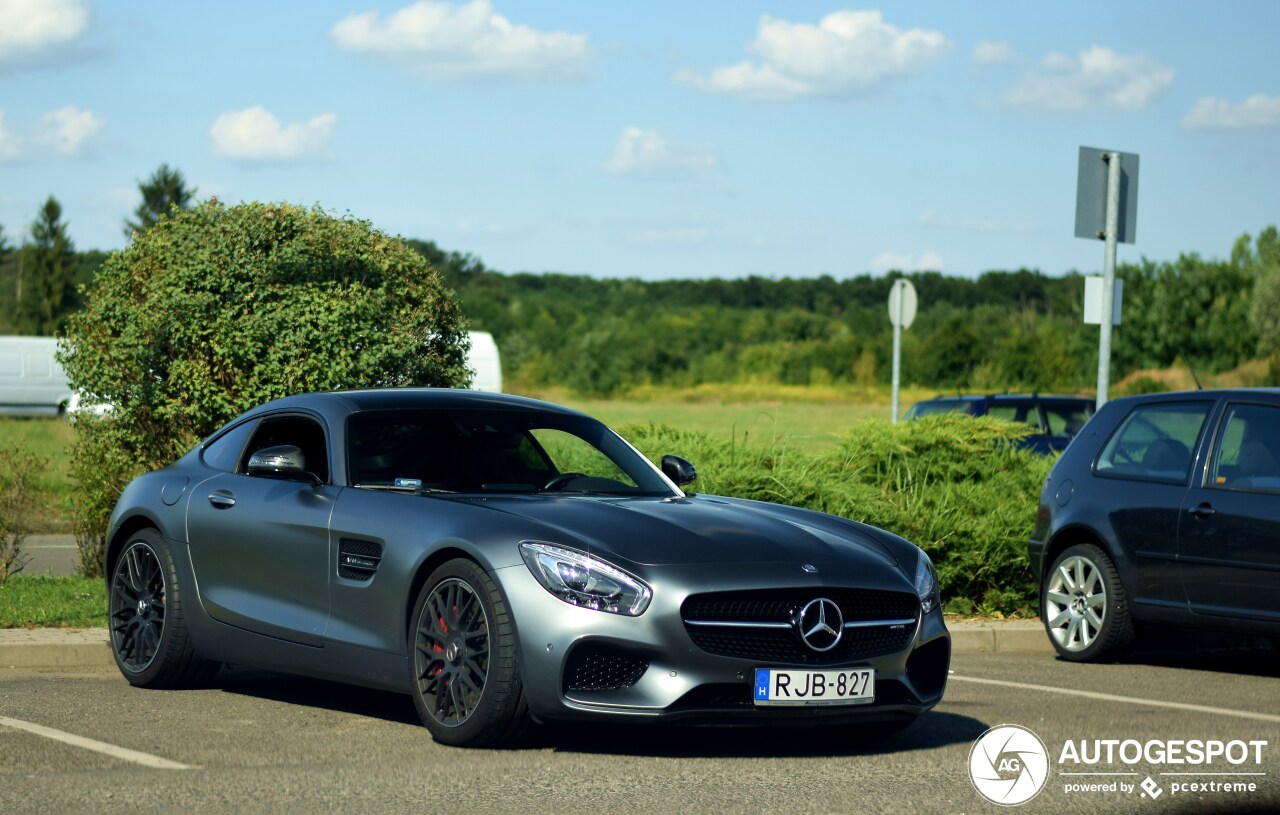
[
  {"xmin": 337, "ymin": 538, "xmax": 382, "ymax": 581},
  {"xmin": 682, "ymin": 588, "xmax": 918, "ymax": 665},
  {"xmin": 564, "ymin": 644, "xmax": 650, "ymax": 692}
]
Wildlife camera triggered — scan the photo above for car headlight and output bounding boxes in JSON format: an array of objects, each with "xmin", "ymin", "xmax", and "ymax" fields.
[
  {"xmin": 519, "ymin": 542, "xmax": 652, "ymax": 616},
  {"xmin": 914, "ymin": 551, "xmax": 938, "ymax": 614}
]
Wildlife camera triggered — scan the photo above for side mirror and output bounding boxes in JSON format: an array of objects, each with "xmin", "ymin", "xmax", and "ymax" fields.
[
  {"xmin": 247, "ymin": 445, "xmax": 319, "ymax": 484},
  {"xmin": 661, "ymin": 454, "xmax": 697, "ymax": 487}
]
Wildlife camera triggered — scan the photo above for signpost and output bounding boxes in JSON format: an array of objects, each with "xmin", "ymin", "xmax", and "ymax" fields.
[
  {"xmin": 1075, "ymin": 146, "xmax": 1139, "ymax": 408},
  {"xmin": 887, "ymin": 278, "xmax": 917, "ymax": 423}
]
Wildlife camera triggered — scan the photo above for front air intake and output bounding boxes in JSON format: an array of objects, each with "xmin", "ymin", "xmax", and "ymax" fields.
[{"xmin": 563, "ymin": 643, "xmax": 649, "ymax": 692}]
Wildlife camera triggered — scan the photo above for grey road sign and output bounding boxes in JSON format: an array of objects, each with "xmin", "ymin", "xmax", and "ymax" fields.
[
  {"xmin": 887, "ymin": 279, "xmax": 918, "ymax": 329},
  {"xmin": 1075, "ymin": 147, "xmax": 1139, "ymax": 244}
]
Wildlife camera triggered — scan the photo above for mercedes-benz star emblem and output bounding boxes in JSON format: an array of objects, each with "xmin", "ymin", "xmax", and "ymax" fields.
[{"xmin": 796, "ymin": 597, "xmax": 843, "ymax": 652}]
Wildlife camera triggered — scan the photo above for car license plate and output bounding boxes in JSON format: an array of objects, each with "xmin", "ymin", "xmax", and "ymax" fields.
[{"xmin": 753, "ymin": 667, "xmax": 875, "ymax": 706}]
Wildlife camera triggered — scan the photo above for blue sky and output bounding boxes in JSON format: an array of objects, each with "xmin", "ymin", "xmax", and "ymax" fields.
[{"xmin": 1, "ymin": 0, "xmax": 1277, "ymax": 280}]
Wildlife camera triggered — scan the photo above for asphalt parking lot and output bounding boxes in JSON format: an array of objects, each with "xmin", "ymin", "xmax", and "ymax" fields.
[{"xmin": 2, "ymin": 636, "xmax": 1277, "ymax": 815}]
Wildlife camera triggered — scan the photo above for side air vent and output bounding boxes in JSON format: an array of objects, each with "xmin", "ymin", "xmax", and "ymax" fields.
[{"xmin": 338, "ymin": 538, "xmax": 383, "ymax": 581}]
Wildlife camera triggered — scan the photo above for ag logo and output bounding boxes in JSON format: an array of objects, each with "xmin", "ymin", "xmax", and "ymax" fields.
[{"xmin": 968, "ymin": 724, "xmax": 1050, "ymax": 806}]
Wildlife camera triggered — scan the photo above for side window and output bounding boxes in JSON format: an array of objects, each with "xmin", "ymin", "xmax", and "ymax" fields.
[
  {"xmin": 1210, "ymin": 403, "xmax": 1280, "ymax": 493},
  {"xmin": 1042, "ymin": 402, "xmax": 1092, "ymax": 437},
  {"xmin": 242, "ymin": 415, "xmax": 329, "ymax": 483},
  {"xmin": 1095, "ymin": 401, "xmax": 1212, "ymax": 484},
  {"xmin": 201, "ymin": 420, "xmax": 257, "ymax": 472},
  {"xmin": 987, "ymin": 403, "xmax": 1039, "ymax": 429}
]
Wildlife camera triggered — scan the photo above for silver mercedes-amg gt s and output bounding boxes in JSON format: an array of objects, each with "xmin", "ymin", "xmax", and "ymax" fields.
[{"xmin": 106, "ymin": 389, "xmax": 950, "ymax": 746}]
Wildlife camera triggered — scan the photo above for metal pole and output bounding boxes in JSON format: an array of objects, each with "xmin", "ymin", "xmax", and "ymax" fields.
[
  {"xmin": 891, "ymin": 282, "xmax": 902, "ymax": 423},
  {"xmin": 1096, "ymin": 152, "xmax": 1121, "ymax": 408}
]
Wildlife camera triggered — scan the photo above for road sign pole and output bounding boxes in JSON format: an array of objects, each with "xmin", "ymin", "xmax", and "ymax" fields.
[
  {"xmin": 891, "ymin": 296, "xmax": 903, "ymax": 423},
  {"xmin": 886, "ymin": 278, "xmax": 916, "ymax": 423},
  {"xmin": 1097, "ymin": 152, "xmax": 1121, "ymax": 408}
]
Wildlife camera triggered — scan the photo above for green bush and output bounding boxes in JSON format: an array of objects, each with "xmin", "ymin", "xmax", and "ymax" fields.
[
  {"xmin": 0, "ymin": 447, "xmax": 43, "ymax": 583},
  {"xmin": 60, "ymin": 201, "xmax": 469, "ymax": 576},
  {"xmin": 623, "ymin": 415, "xmax": 1052, "ymax": 616}
]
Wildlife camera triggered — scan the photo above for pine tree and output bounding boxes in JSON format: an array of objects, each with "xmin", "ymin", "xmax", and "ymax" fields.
[
  {"xmin": 18, "ymin": 196, "xmax": 75, "ymax": 334},
  {"xmin": 124, "ymin": 163, "xmax": 196, "ymax": 238}
]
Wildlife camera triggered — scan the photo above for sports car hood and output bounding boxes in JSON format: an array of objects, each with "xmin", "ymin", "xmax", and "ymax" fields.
[{"xmin": 459, "ymin": 493, "xmax": 902, "ymax": 570}]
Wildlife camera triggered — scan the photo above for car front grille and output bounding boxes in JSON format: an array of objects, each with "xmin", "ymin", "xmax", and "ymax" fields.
[{"xmin": 681, "ymin": 588, "xmax": 919, "ymax": 665}]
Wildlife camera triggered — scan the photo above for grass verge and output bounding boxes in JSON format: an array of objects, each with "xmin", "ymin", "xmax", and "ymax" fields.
[
  {"xmin": 0, "ymin": 417, "xmax": 75, "ymax": 534},
  {"xmin": 0, "ymin": 574, "xmax": 107, "ymax": 628}
]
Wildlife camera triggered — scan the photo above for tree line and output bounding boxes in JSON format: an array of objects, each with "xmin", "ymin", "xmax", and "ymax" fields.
[
  {"xmin": 2, "ymin": 164, "xmax": 1276, "ymax": 396},
  {"xmin": 414, "ymin": 229, "xmax": 1279, "ymax": 396}
]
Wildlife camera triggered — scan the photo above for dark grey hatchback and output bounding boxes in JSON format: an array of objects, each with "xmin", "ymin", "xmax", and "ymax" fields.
[{"xmin": 1029, "ymin": 389, "xmax": 1280, "ymax": 661}]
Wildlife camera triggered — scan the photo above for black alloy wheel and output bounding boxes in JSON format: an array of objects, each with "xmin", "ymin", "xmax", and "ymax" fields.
[
  {"xmin": 410, "ymin": 559, "xmax": 529, "ymax": 746},
  {"xmin": 108, "ymin": 528, "xmax": 218, "ymax": 687},
  {"xmin": 110, "ymin": 538, "xmax": 167, "ymax": 674}
]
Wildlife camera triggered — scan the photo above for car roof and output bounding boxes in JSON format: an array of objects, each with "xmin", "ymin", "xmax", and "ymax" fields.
[
  {"xmin": 918, "ymin": 393, "xmax": 1091, "ymax": 403},
  {"xmin": 244, "ymin": 388, "xmax": 586, "ymax": 419},
  {"xmin": 1105, "ymin": 387, "xmax": 1280, "ymax": 408}
]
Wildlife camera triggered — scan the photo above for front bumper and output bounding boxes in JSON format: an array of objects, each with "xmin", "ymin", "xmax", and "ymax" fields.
[{"xmin": 497, "ymin": 562, "xmax": 951, "ymax": 727}]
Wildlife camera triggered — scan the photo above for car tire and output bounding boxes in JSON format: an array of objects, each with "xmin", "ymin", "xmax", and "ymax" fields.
[
  {"xmin": 409, "ymin": 558, "xmax": 530, "ymax": 747},
  {"xmin": 1041, "ymin": 543, "xmax": 1134, "ymax": 662},
  {"xmin": 108, "ymin": 528, "xmax": 219, "ymax": 688}
]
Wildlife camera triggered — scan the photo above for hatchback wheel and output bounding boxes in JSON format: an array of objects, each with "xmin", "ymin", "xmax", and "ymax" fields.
[
  {"xmin": 409, "ymin": 559, "xmax": 530, "ymax": 746},
  {"xmin": 1042, "ymin": 543, "xmax": 1133, "ymax": 662}
]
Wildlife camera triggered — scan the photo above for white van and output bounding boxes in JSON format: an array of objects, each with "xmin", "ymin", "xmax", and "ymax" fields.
[
  {"xmin": 467, "ymin": 331, "xmax": 503, "ymax": 393},
  {"xmin": 0, "ymin": 336, "xmax": 75, "ymax": 417}
]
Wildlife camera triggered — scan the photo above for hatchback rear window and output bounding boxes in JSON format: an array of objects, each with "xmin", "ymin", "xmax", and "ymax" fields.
[{"xmin": 1095, "ymin": 401, "xmax": 1212, "ymax": 484}]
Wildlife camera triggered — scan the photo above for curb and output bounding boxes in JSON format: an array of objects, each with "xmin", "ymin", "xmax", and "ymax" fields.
[
  {"xmin": 0, "ymin": 629, "xmax": 115, "ymax": 669},
  {"xmin": 0, "ymin": 621, "xmax": 1053, "ymax": 669},
  {"xmin": 946, "ymin": 621, "xmax": 1053, "ymax": 655}
]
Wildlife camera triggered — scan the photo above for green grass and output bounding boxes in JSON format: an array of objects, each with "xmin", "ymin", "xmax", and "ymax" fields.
[
  {"xmin": 526, "ymin": 384, "xmax": 938, "ymax": 453},
  {"xmin": 0, "ymin": 417, "xmax": 75, "ymax": 533},
  {"xmin": 0, "ymin": 574, "xmax": 107, "ymax": 628}
]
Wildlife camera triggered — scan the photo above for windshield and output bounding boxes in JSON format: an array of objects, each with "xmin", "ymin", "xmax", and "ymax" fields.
[{"xmin": 346, "ymin": 408, "xmax": 674, "ymax": 496}]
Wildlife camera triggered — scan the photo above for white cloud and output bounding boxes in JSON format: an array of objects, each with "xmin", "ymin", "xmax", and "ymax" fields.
[
  {"xmin": 919, "ymin": 208, "xmax": 1035, "ymax": 234},
  {"xmin": 678, "ymin": 10, "xmax": 951, "ymax": 101},
  {"xmin": 871, "ymin": 249, "xmax": 943, "ymax": 273},
  {"xmin": 972, "ymin": 40, "xmax": 1010, "ymax": 66},
  {"xmin": 331, "ymin": 0, "xmax": 590, "ymax": 81},
  {"xmin": 0, "ymin": 0, "xmax": 90, "ymax": 61},
  {"xmin": 605, "ymin": 127, "xmax": 718, "ymax": 179},
  {"xmin": 0, "ymin": 105, "xmax": 104, "ymax": 160},
  {"xmin": 210, "ymin": 106, "xmax": 336, "ymax": 161},
  {"xmin": 1002, "ymin": 45, "xmax": 1174, "ymax": 112},
  {"xmin": 31, "ymin": 105, "xmax": 103, "ymax": 155},
  {"xmin": 1182, "ymin": 94, "xmax": 1280, "ymax": 130}
]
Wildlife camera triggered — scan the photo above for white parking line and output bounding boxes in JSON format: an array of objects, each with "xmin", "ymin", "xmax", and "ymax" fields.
[
  {"xmin": 951, "ymin": 675, "xmax": 1280, "ymax": 724},
  {"xmin": 0, "ymin": 716, "xmax": 197, "ymax": 770}
]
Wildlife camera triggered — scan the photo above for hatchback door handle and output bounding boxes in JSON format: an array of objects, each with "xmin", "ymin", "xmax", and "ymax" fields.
[
  {"xmin": 208, "ymin": 491, "xmax": 236, "ymax": 509},
  {"xmin": 1189, "ymin": 503, "xmax": 1215, "ymax": 519}
]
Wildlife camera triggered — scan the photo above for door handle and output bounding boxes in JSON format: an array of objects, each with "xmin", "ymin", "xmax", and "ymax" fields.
[
  {"xmin": 1188, "ymin": 503, "xmax": 1215, "ymax": 519},
  {"xmin": 208, "ymin": 491, "xmax": 236, "ymax": 509}
]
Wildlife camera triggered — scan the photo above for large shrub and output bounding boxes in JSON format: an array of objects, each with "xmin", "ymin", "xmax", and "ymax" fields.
[
  {"xmin": 623, "ymin": 415, "xmax": 1052, "ymax": 615},
  {"xmin": 61, "ymin": 201, "xmax": 469, "ymax": 576}
]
